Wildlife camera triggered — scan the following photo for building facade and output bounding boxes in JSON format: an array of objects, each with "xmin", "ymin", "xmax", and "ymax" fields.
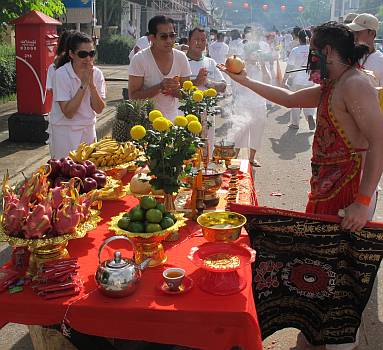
[{"xmin": 330, "ymin": 0, "xmax": 360, "ymax": 21}]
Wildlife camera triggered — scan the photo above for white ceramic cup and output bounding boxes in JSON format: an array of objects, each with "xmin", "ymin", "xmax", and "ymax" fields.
[{"xmin": 163, "ymin": 268, "xmax": 185, "ymax": 291}]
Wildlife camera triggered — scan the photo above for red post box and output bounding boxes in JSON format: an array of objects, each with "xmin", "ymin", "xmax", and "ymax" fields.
[{"xmin": 8, "ymin": 11, "xmax": 61, "ymax": 143}]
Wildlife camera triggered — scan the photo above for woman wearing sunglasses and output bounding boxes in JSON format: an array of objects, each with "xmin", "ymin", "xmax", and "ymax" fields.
[{"xmin": 48, "ymin": 31, "xmax": 106, "ymax": 159}]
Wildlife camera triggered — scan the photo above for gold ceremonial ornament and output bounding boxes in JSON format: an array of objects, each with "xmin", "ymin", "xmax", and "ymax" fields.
[
  {"xmin": 0, "ymin": 209, "xmax": 101, "ymax": 276},
  {"xmin": 108, "ymin": 213, "xmax": 187, "ymax": 267},
  {"xmin": 201, "ymin": 169, "xmax": 223, "ymax": 207},
  {"xmin": 197, "ymin": 211, "xmax": 247, "ymax": 242},
  {"xmin": 213, "ymin": 140, "xmax": 236, "ymax": 165}
]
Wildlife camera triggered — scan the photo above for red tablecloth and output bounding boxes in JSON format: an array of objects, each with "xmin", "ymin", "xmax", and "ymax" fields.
[{"xmin": 0, "ymin": 168, "xmax": 262, "ymax": 350}]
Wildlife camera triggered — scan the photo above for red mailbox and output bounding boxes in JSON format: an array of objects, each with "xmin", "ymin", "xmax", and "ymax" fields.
[{"xmin": 11, "ymin": 10, "xmax": 61, "ymax": 115}]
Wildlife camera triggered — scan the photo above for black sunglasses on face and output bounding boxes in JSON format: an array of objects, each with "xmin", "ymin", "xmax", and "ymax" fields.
[
  {"xmin": 77, "ymin": 50, "xmax": 96, "ymax": 58},
  {"xmin": 158, "ymin": 32, "xmax": 177, "ymax": 40}
]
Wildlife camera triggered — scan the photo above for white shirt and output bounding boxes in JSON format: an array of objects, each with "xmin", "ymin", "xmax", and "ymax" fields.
[
  {"xmin": 361, "ymin": 50, "xmax": 383, "ymax": 86},
  {"xmin": 208, "ymin": 41, "xmax": 229, "ymax": 64},
  {"xmin": 188, "ymin": 56, "xmax": 225, "ymax": 90},
  {"xmin": 287, "ymin": 44, "xmax": 313, "ymax": 87},
  {"xmin": 129, "ymin": 36, "xmax": 150, "ymax": 62},
  {"xmin": 50, "ymin": 62, "xmax": 106, "ymax": 126},
  {"xmin": 46, "ymin": 63, "xmax": 56, "ymax": 90},
  {"xmin": 129, "ymin": 47, "xmax": 191, "ymax": 120},
  {"xmin": 228, "ymin": 38, "xmax": 244, "ymax": 58}
]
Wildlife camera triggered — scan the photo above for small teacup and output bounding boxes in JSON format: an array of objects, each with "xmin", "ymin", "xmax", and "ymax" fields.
[{"xmin": 163, "ymin": 268, "xmax": 185, "ymax": 291}]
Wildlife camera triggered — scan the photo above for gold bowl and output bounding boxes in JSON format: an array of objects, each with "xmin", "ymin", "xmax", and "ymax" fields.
[
  {"xmin": 0, "ymin": 209, "xmax": 101, "ymax": 275},
  {"xmin": 197, "ymin": 211, "xmax": 247, "ymax": 242},
  {"xmin": 108, "ymin": 213, "xmax": 187, "ymax": 267}
]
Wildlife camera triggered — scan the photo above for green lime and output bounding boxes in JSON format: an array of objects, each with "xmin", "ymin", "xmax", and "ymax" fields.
[
  {"xmin": 145, "ymin": 208, "xmax": 163, "ymax": 223},
  {"xmin": 156, "ymin": 202, "xmax": 166, "ymax": 213},
  {"xmin": 122, "ymin": 212, "xmax": 130, "ymax": 218},
  {"xmin": 164, "ymin": 212, "xmax": 176, "ymax": 221},
  {"xmin": 117, "ymin": 217, "xmax": 130, "ymax": 230},
  {"xmin": 140, "ymin": 196, "xmax": 157, "ymax": 210},
  {"xmin": 129, "ymin": 206, "xmax": 145, "ymax": 221},
  {"xmin": 160, "ymin": 216, "xmax": 174, "ymax": 229},
  {"xmin": 128, "ymin": 221, "xmax": 144, "ymax": 233},
  {"xmin": 145, "ymin": 223, "xmax": 162, "ymax": 233}
]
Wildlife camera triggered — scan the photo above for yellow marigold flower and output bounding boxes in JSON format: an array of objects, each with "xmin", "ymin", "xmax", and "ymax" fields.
[
  {"xmin": 153, "ymin": 117, "xmax": 169, "ymax": 132},
  {"xmin": 167, "ymin": 119, "xmax": 173, "ymax": 128},
  {"xmin": 190, "ymin": 86, "xmax": 197, "ymax": 91},
  {"xmin": 204, "ymin": 88, "xmax": 217, "ymax": 97},
  {"xmin": 192, "ymin": 90, "xmax": 204, "ymax": 102},
  {"xmin": 149, "ymin": 109, "xmax": 163, "ymax": 122},
  {"xmin": 187, "ymin": 120, "xmax": 202, "ymax": 134},
  {"xmin": 182, "ymin": 80, "xmax": 193, "ymax": 91},
  {"xmin": 130, "ymin": 125, "xmax": 146, "ymax": 140},
  {"xmin": 186, "ymin": 114, "xmax": 198, "ymax": 123},
  {"xmin": 174, "ymin": 116, "xmax": 188, "ymax": 127}
]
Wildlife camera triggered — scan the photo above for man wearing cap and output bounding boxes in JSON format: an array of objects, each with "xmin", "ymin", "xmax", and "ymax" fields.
[
  {"xmin": 348, "ymin": 13, "xmax": 383, "ymax": 86},
  {"xmin": 343, "ymin": 13, "xmax": 358, "ymax": 24}
]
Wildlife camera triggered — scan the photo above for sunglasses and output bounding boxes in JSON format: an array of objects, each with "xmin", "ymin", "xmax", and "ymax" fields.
[
  {"xmin": 76, "ymin": 50, "xmax": 96, "ymax": 58},
  {"xmin": 158, "ymin": 32, "xmax": 177, "ymax": 40}
]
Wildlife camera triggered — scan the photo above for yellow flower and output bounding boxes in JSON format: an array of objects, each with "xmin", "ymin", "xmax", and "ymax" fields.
[
  {"xmin": 204, "ymin": 88, "xmax": 217, "ymax": 97},
  {"xmin": 192, "ymin": 90, "xmax": 204, "ymax": 102},
  {"xmin": 153, "ymin": 117, "xmax": 169, "ymax": 132},
  {"xmin": 182, "ymin": 80, "xmax": 193, "ymax": 91},
  {"xmin": 167, "ymin": 119, "xmax": 173, "ymax": 128},
  {"xmin": 174, "ymin": 116, "xmax": 188, "ymax": 127},
  {"xmin": 149, "ymin": 109, "xmax": 163, "ymax": 122},
  {"xmin": 186, "ymin": 114, "xmax": 198, "ymax": 123},
  {"xmin": 190, "ymin": 86, "xmax": 197, "ymax": 91},
  {"xmin": 187, "ymin": 120, "xmax": 202, "ymax": 134},
  {"xmin": 130, "ymin": 125, "xmax": 146, "ymax": 140}
]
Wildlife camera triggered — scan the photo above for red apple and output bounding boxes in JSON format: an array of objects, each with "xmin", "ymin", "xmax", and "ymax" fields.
[
  {"xmin": 82, "ymin": 160, "xmax": 97, "ymax": 176},
  {"xmin": 69, "ymin": 163, "xmax": 86, "ymax": 180},
  {"xmin": 82, "ymin": 177, "xmax": 98, "ymax": 193},
  {"xmin": 91, "ymin": 171, "xmax": 107, "ymax": 189},
  {"xmin": 53, "ymin": 177, "xmax": 68, "ymax": 188},
  {"xmin": 61, "ymin": 159, "xmax": 76, "ymax": 177},
  {"xmin": 47, "ymin": 158, "xmax": 62, "ymax": 178},
  {"xmin": 225, "ymin": 55, "xmax": 245, "ymax": 74}
]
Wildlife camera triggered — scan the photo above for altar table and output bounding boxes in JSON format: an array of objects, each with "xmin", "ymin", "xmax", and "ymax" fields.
[{"xmin": 0, "ymin": 163, "xmax": 262, "ymax": 350}]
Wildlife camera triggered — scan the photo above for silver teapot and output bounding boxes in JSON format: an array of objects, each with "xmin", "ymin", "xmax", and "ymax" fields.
[{"xmin": 95, "ymin": 236, "xmax": 151, "ymax": 298}]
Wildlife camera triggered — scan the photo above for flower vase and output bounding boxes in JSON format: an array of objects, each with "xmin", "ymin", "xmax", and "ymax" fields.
[{"xmin": 164, "ymin": 193, "xmax": 179, "ymax": 242}]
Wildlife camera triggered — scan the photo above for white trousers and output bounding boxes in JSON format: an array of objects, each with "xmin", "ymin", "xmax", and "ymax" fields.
[
  {"xmin": 48, "ymin": 124, "xmax": 96, "ymax": 160},
  {"xmin": 290, "ymin": 83, "xmax": 316, "ymax": 126}
]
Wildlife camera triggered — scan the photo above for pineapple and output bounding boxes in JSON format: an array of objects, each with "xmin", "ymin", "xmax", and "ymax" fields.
[{"xmin": 112, "ymin": 99, "xmax": 154, "ymax": 142}]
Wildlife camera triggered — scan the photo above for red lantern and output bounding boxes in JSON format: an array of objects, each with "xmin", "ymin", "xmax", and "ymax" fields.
[
  {"xmin": 298, "ymin": 5, "xmax": 304, "ymax": 13},
  {"xmin": 262, "ymin": 4, "xmax": 269, "ymax": 11},
  {"xmin": 280, "ymin": 5, "xmax": 286, "ymax": 12},
  {"xmin": 227, "ymin": 0, "xmax": 233, "ymax": 6},
  {"xmin": 243, "ymin": 2, "xmax": 249, "ymax": 9}
]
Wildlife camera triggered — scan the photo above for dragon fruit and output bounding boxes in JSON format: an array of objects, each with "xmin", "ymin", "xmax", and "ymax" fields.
[
  {"xmin": 22, "ymin": 199, "xmax": 53, "ymax": 239},
  {"xmin": 1, "ymin": 172, "xmax": 28, "ymax": 236},
  {"xmin": 50, "ymin": 185, "xmax": 68, "ymax": 210},
  {"xmin": 53, "ymin": 199, "xmax": 82, "ymax": 235},
  {"xmin": 2, "ymin": 199, "xmax": 28, "ymax": 236},
  {"xmin": 78, "ymin": 191, "xmax": 96, "ymax": 222}
]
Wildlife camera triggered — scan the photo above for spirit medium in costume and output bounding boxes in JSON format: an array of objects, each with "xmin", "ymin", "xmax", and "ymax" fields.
[{"xmin": 219, "ymin": 22, "xmax": 383, "ymax": 349}]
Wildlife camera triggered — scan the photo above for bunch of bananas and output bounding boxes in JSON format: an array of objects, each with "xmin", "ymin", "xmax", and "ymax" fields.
[{"xmin": 69, "ymin": 138, "xmax": 140, "ymax": 167}]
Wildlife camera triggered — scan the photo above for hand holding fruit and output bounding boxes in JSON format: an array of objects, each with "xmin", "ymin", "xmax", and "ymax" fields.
[{"xmin": 217, "ymin": 63, "xmax": 248, "ymax": 85}]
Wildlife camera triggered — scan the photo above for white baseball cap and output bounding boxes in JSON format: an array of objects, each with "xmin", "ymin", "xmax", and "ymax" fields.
[{"xmin": 347, "ymin": 13, "xmax": 379, "ymax": 32}]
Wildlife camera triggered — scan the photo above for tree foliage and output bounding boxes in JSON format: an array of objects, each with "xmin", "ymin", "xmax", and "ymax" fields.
[
  {"xmin": 0, "ymin": 0, "xmax": 65, "ymax": 28},
  {"xmin": 301, "ymin": 0, "xmax": 331, "ymax": 26}
]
